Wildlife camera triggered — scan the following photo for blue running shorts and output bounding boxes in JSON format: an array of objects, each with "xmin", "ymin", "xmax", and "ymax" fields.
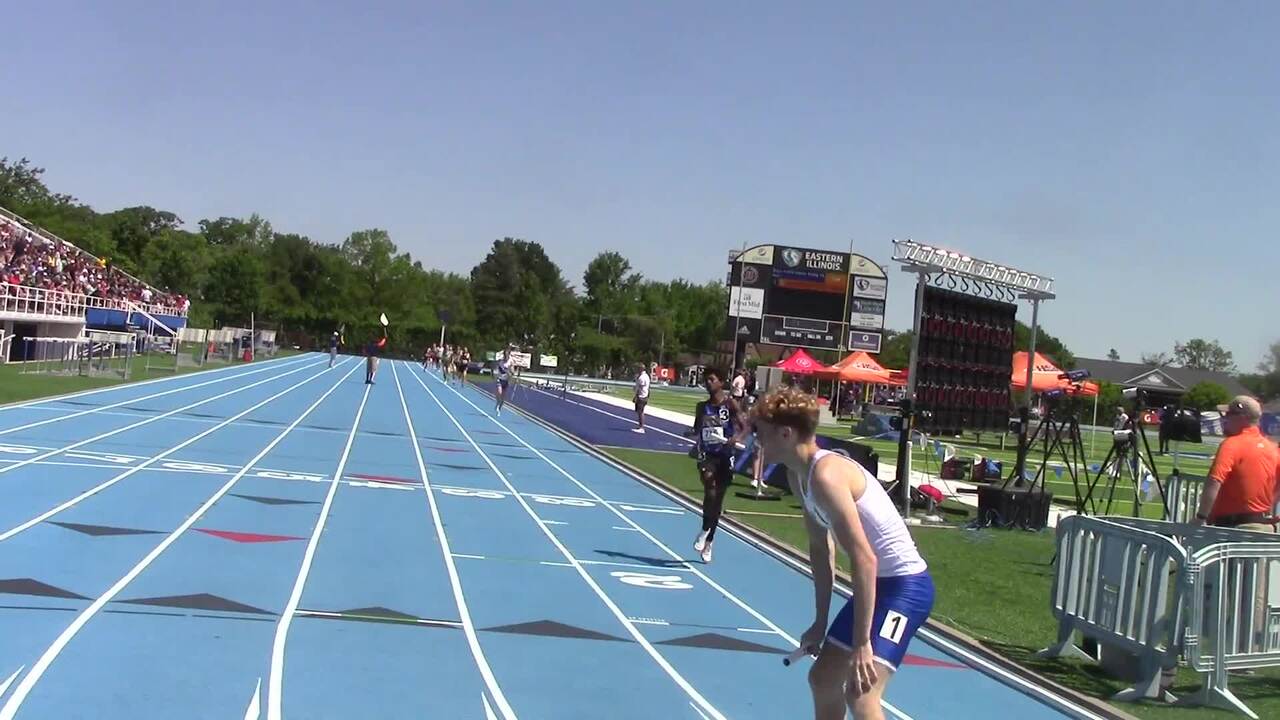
[{"xmin": 825, "ymin": 570, "xmax": 935, "ymax": 671}]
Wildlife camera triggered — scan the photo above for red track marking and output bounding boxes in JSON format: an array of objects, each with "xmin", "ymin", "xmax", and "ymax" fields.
[
  {"xmin": 195, "ymin": 528, "xmax": 306, "ymax": 544},
  {"xmin": 902, "ymin": 654, "xmax": 968, "ymax": 670}
]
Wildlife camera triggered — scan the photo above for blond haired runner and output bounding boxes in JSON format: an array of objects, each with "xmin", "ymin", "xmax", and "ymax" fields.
[{"xmin": 752, "ymin": 386, "xmax": 934, "ymax": 720}]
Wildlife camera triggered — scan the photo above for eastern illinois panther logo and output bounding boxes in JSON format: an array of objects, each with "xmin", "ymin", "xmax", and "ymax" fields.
[{"xmin": 781, "ymin": 248, "xmax": 803, "ymax": 267}]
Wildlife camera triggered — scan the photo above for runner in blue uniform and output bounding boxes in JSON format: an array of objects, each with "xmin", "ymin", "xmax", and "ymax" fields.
[{"xmin": 691, "ymin": 367, "xmax": 745, "ymax": 563}]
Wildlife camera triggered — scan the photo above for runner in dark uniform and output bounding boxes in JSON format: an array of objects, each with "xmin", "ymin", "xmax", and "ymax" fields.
[
  {"xmin": 364, "ymin": 331, "xmax": 387, "ymax": 385},
  {"xmin": 691, "ymin": 367, "xmax": 744, "ymax": 563}
]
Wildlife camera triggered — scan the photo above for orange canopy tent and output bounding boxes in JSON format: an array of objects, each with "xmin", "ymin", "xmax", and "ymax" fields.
[
  {"xmin": 774, "ymin": 348, "xmax": 825, "ymax": 375},
  {"xmin": 1010, "ymin": 351, "xmax": 1099, "ymax": 396},
  {"xmin": 818, "ymin": 351, "xmax": 906, "ymax": 385}
]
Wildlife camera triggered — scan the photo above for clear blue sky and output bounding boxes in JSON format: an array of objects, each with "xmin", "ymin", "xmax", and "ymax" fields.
[{"xmin": 4, "ymin": 2, "xmax": 1275, "ymax": 369}]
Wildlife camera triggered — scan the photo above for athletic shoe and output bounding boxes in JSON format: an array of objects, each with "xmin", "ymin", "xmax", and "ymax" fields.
[
  {"xmin": 700, "ymin": 542, "xmax": 713, "ymax": 564},
  {"xmin": 694, "ymin": 530, "xmax": 708, "ymax": 553},
  {"xmin": 631, "ymin": 427, "xmax": 645, "ymax": 434}
]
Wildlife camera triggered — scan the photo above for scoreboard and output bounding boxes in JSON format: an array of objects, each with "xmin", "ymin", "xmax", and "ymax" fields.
[{"xmin": 726, "ymin": 245, "xmax": 887, "ymax": 352}]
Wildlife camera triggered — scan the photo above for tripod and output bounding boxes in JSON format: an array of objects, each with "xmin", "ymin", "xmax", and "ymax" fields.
[
  {"xmin": 1022, "ymin": 407, "xmax": 1091, "ymax": 514},
  {"xmin": 1084, "ymin": 413, "xmax": 1164, "ymax": 517}
]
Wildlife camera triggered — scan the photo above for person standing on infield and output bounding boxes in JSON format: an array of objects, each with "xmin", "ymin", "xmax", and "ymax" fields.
[
  {"xmin": 494, "ymin": 348, "xmax": 512, "ymax": 416},
  {"xmin": 632, "ymin": 362, "xmax": 651, "ymax": 434},
  {"xmin": 752, "ymin": 386, "xmax": 934, "ymax": 720},
  {"xmin": 690, "ymin": 367, "xmax": 745, "ymax": 563}
]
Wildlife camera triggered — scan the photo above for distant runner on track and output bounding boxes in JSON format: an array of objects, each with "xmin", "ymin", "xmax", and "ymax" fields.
[
  {"xmin": 494, "ymin": 347, "xmax": 512, "ymax": 416},
  {"xmin": 690, "ymin": 367, "xmax": 745, "ymax": 564},
  {"xmin": 364, "ymin": 331, "xmax": 387, "ymax": 384},
  {"xmin": 752, "ymin": 386, "xmax": 934, "ymax": 720}
]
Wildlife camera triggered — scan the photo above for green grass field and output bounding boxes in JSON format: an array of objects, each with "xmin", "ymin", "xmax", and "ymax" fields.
[
  {"xmin": 0, "ymin": 347, "xmax": 300, "ymax": 405},
  {"xmin": 603, "ymin": 385, "xmax": 1214, "ymax": 521},
  {"xmin": 603, "ymin": 446, "xmax": 1280, "ymax": 720}
]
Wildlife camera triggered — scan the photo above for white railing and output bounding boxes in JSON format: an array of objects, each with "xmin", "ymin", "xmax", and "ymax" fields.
[
  {"xmin": 1041, "ymin": 515, "xmax": 1280, "ymax": 718},
  {"xmin": 0, "ymin": 284, "xmax": 87, "ymax": 319},
  {"xmin": 1182, "ymin": 542, "xmax": 1280, "ymax": 718},
  {"xmin": 1038, "ymin": 515, "xmax": 1187, "ymax": 702},
  {"xmin": 1166, "ymin": 472, "xmax": 1207, "ymax": 525},
  {"xmin": 0, "ymin": 284, "xmax": 185, "ymax": 320}
]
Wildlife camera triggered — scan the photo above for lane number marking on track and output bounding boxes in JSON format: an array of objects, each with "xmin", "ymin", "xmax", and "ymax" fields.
[
  {"xmin": 440, "ymin": 488, "xmax": 505, "ymax": 499},
  {"xmin": 531, "ymin": 496, "xmax": 594, "ymax": 507},
  {"xmin": 610, "ymin": 571, "xmax": 693, "ymax": 590}
]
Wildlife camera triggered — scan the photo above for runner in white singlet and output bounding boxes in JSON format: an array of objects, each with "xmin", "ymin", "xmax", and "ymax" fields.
[{"xmin": 752, "ymin": 386, "xmax": 935, "ymax": 720}]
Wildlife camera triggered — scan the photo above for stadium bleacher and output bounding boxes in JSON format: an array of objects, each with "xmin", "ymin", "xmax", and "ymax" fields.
[{"xmin": 0, "ymin": 209, "xmax": 187, "ymax": 316}]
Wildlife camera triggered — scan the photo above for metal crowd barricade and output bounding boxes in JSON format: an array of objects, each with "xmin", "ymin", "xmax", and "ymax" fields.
[
  {"xmin": 1037, "ymin": 515, "xmax": 1188, "ymax": 702},
  {"xmin": 1165, "ymin": 471, "xmax": 1207, "ymax": 524},
  {"xmin": 1181, "ymin": 538, "xmax": 1280, "ymax": 718},
  {"xmin": 1043, "ymin": 515, "xmax": 1280, "ymax": 718}
]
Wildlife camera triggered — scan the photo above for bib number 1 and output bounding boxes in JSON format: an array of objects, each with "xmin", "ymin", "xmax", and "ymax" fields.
[{"xmin": 879, "ymin": 610, "xmax": 908, "ymax": 644}]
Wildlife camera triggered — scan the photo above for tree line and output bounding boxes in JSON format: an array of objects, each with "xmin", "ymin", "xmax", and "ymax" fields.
[
  {"xmin": 0, "ymin": 157, "xmax": 727, "ymax": 372},
  {"xmin": 8, "ymin": 155, "xmax": 1273, "ymax": 404}
]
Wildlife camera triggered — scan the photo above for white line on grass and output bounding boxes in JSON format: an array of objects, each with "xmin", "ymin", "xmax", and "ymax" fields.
[
  {"xmin": 0, "ymin": 356, "xmax": 328, "ymax": 480},
  {"xmin": 0, "ymin": 359, "xmax": 350, "ymax": 542},
  {"xmin": 391, "ymin": 361, "xmax": 516, "ymax": 719},
  {"xmin": 0, "ymin": 354, "xmax": 311, "ymax": 435},
  {"xmin": 267, "ymin": 378, "xmax": 372, "ymax": 720},
  {"xmin": 0, "ymin": 361, "xmax": 360, "ymax": 719},
  {"xmin": 407, "ymin": 362, "xmax": 726, "ymax": 720},
  {"xmin": 442, "ymin": 371, "xmax": 917, "ymax": 720}
]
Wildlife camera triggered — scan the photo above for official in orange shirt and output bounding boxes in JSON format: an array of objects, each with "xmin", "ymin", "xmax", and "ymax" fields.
[{"xmin": 1194, "ymin": 396, "xmax": 1280, "ymax": 532}]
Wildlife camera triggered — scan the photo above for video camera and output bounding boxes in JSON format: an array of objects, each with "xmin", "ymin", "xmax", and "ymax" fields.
[{"xmin": 1161, "ymin": 407, "xmax": 1202, "ymax": 444}]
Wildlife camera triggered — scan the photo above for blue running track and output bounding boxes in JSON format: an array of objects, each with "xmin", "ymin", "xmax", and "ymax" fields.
[{"xmin": 0, "ymin": 354, "xmax": 1108, "ymax": 718}]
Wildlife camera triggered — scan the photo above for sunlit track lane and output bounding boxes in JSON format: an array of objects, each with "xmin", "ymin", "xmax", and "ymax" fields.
[
  {"xmin": 402, "ymin": 362, "xmax": 722, "ymax": 719},
  {"xmin": 0, "ymin": 362, "xmax": 363, "ymax": 720},
  {"xmin": 0, "ymin": 354, "xmax": 314, "ymax": 435},
  {"xmin": 0, "ymin": 358, "xmax": 332, "ymax": 534}
]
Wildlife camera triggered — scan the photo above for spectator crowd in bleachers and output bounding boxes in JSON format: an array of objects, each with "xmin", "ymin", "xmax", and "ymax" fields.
[{"xmin": 1, "ymin": 216, "xmax": 187, "ymax": 314}]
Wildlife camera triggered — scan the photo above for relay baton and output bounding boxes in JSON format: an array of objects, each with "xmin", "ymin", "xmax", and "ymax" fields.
[{"xmin": 783, "ymin": 644, "xmax": 816, "ymax": 666}]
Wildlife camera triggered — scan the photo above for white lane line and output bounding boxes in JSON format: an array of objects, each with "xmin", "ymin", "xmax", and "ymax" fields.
[
  {"xmin": 541, "ymin": 520, "xmax": 568, "ymax": 526},
  {"xmin": 452, "ymin": 553, "xmax": 487, "ymax": 561},
  {"xmin": 0, "ymin": 667, "xmax": 21, "ymax": 700},
  {"xmin": 737, "ymin": 628, "xmax": 776, "ymax": 635},
  {"xmin": 0, "ymin": 354, "xmax": 311, "ymax": 435},
  {"xmin": 0, "ymin": 361, "xmax": 360, "ymax": 719},
  {"xmin": 0, "ymin": 359, "xmax": 352, "ymax": 542},
  {"xmin": 612, "ymin": 526, "xmax": 640, "ymax": 532},
  {"xmin": 0, "ymin": 352, "xmax": 309, "ymax": 414},
  {"xmin": 244, "ymin": 678, "xmax": 262, "ymax": 720},
  {"xmin": 630, "ymin": 618, "xmax": 669, "ymax": 626},
  {"xmin": 267, "ymin": 379, "xmax": 372, "ymax": 720},
  {"xmin": 482, "ymin": 694, "xmax": 498, "ymax": 720},
  {"xmin": 458, "ymin": 382, "xmax": 920, "ymax": 720},
  {"xmin": 408, "ymin": 363, "xmax": 726, "ymax": 720},
  {"xmin": 394, "ymin": 371, "xmax": 514, "ymax": 712},
  {"xmin": 540, "ymin": 561, "xmax": 573, "ymax": 567},
  {"xmin": 0, "ymin": 356, "xmax": 327, "ymax": 480},
  {"xmin": 690, "ymin": 701, "xmax": 712, "ymax": 720},
  {"xmin": 523, "ymin": 384, "xmax": 693, "ymax": 446}
]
